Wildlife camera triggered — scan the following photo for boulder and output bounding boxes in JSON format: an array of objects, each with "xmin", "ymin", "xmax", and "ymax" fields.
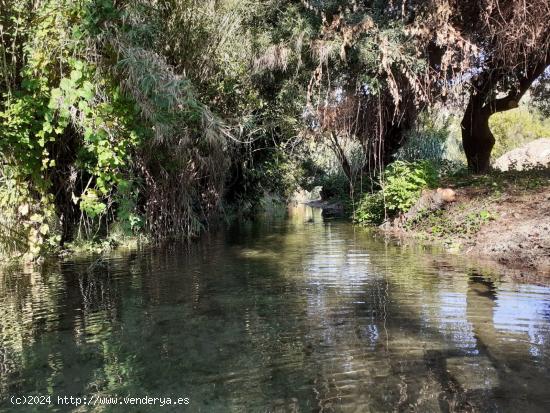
[{"xmin": 493, "ymin": 138, "xmax": 550, "ymax": 171}]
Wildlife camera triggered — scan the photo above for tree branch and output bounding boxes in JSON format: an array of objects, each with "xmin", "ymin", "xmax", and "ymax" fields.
[{"xmin": 486, "ymin": 50, "xmax": 550, "ymax": 115}]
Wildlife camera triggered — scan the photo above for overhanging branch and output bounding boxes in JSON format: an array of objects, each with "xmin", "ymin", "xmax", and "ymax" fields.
[{"xmin": 486, "ymin": 51, "xmax": 550, "ymax": 115}]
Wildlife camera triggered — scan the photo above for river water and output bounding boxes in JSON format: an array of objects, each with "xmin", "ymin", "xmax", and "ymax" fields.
[{"xmin": 1, "ymin": 205, "xmax": 550, "ymax": 412}]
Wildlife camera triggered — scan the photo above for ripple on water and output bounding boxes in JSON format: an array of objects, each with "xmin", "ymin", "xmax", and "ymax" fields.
[{"xmin": 1, "ymin": 206, "xmax": 550, "ymax": 412}]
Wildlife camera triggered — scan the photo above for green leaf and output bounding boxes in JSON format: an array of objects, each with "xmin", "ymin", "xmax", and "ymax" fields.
[
  {"xmin": 60, "ymin": 78, "xmax": 72, "ymax": 91},
  {"xmin": 80, "ymin": 81, "xmax": 94, "ymax": 100},
  {"xmin": 70, "ymin": 69, "xmax": 82, "ymax": 83}
]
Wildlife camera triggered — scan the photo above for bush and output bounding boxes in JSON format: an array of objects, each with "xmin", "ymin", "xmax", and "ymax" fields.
[
  {"xmin": 393, "ymin": 109, "xmax": 470, "ymax": 168},
  {"xmin": 319, "ymin": 172, "xmax": 350, "ymax": 201},
  {"xmin": 353, "ymin": 160, "xmax": 439, "ymax": 226},
  {"xmin": 395, "ymin": 127, "xmax": 446, "ymax": 163},
  {"xmin": 383, "ymin": 160, "xmax": 439, "ymax": 214},
  {"xmin": 354, "ymin": 192, "xmax": 385, "ymax": 225}
]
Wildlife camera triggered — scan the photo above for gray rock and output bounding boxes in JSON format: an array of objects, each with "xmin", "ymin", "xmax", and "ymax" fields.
[{"xmin": 493, "ymin": 138, "xmax": 550, "ymax": 171}]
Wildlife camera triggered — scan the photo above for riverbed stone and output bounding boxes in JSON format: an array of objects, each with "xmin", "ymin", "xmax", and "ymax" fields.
[{"xmin": 445, "ymin": 356, "xmax": 499, "ymax": 391}]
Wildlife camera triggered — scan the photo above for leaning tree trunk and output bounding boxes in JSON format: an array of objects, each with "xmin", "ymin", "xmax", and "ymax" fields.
[
  {"xmin": 461, "ymin": 95, "xmax": 495, "ymax": 173},
  {"xmin": 461, "ymin": 54, "xmax": 549, "ymax": 174}
]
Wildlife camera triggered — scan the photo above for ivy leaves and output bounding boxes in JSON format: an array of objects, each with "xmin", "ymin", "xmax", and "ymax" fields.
[{"xmin": 44, "ymin": 59, "xmax": 141, "ymax": 215}]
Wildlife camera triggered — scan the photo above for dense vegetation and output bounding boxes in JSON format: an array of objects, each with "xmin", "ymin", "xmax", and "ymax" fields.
[{"xmin": 1, "ymin": 0, "xmax": 549, "ymax": 260}]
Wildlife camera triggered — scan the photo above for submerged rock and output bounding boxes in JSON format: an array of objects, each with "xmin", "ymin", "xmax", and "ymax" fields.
[{"xmin": 446, "ymin": 356, "xmax": 499, "ymax": 391}]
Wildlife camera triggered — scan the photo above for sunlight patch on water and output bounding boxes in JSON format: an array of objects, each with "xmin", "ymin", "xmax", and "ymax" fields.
[{"xmin": 1, "ymin": 206, "xmax": 550, "ymax": 412}]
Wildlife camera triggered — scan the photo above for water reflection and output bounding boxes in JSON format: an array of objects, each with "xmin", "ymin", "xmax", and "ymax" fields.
[{"xmin": 1, "ymin": 205, "xmax": 550, "ymax": 412}]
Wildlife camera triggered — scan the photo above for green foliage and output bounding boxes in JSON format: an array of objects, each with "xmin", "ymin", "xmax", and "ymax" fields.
[
  {"xmin": 489, "ymin": 107, "xmax": 550, "ymax": 160},
  {"xmin": 0, "ymin": 0, "xmax": 144, "ymax": 257},
  {"xmin": 414, "ymin": 208, "xmax": 496, "ymax": 238},
  {"xmin": 530, "ymin": 72, "xmax": 550, "ymax": 118},
  {"xmin": 353, "ymin": 160, "xmax": 439, "ymax": 226},
  {"xmin": 354, "ymin": 192, "xmax": 385, "ymax": 225},
  {"xmin": 394, "ymin": 110, "xmax": 468, "ymax": 169},
  {"xmin": 319, "ymin": 173, "xmax": 351, "ymax": 201},
  {"xmin": 262, "ymin": 154, "xmax": 306, "ymax": 200},
  {"xmin": 0, "ymin": 0, "xmax": 150, "ymax": 257},
  {"xmin": 382, "ymin": 160, "xmax": 439, "ymax": 214},
  {"xmin": 1, "ymin": 0, "xmax": 286, "ymax": 255},
  {"xmin": 395, "ymin": 131, "xmax": 446, "ymax": 164},
  {"xmin": 115, "ymin": 179, "xmax": 144, "ymax": 235},
  {"xmin": 395, "ymin": 112, "xmax": 449, "ymax": 163},
  {"xmin": 0, "ymin": 166, "xmax": 60, "ymax": 259}
]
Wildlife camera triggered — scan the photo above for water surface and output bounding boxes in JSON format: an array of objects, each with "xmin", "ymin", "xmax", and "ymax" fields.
[{"xmin": 1, "ymin": 206, "xmax": 550, "ymax": 412}]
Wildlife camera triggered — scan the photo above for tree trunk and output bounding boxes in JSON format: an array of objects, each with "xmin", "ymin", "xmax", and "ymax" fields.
[
  {"xmin": 48, "ymin": 126, "xmax": 82, "ymax": 244},
  {"xmin": 461, "ymin": 55, "xmax": 549, "ymax": 174},
  {"xmin": 461, "ymin": 97, "xmax": 495, "ymax": 173}
]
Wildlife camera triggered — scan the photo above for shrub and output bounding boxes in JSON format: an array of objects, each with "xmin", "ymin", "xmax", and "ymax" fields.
[
  {"xmin": 395, "ymin": 127, "xmax": 446, "ymax": 163},
  {"xmin": 382, "ymin": 160, "xmax": 439, "ymax": 214},
  {"xmin": 354, "ymin": 192, "xmax": 385, "ymax": 225},
  {"xmin": 319, "ymin": 172, "xmax": 350, "ymax": 201},
  {"xmin": 353, "ymin": 160, "xmax": 439, "ymax": 226}
]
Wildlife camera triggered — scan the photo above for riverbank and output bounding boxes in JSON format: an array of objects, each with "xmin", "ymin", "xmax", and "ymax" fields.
[{"xmin": 385, "ymin": 169, "xmax": 550, "ymax": 275}]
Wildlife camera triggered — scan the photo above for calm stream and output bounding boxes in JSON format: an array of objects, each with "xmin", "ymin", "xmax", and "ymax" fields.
[{"xmin": 1, "ymin": 206, "xmax": 550, "ymax": 412}]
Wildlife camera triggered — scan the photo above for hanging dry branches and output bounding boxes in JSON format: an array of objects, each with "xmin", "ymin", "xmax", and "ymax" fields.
[{"xmin": 302, "ymin": 0, "xmax": 550, "ymax": 173}]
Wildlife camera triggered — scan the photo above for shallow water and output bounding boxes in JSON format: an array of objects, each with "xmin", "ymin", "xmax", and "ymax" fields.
[{"xmin": 1, "ymin": 205, "xmax": 550, "ymax": 412}]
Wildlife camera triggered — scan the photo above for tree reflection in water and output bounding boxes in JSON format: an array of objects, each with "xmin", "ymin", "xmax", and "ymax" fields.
[{"xmin": 1, "ymin": 206, "xmax": 550, "ymax": 412}]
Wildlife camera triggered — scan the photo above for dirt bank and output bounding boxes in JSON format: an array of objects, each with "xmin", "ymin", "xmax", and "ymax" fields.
[{"xmin": 390, "ymin": 170, "xmax": 550, "ymax": 276}]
